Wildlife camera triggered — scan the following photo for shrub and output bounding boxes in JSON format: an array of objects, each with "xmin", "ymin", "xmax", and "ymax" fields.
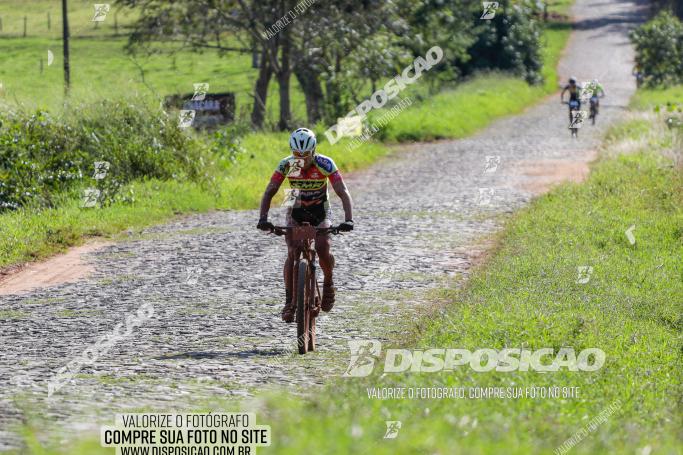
[
  {"xmin": 0, "ymin": 101, "xmax": 209, "ymax": 211},
  {"xmin": 465, "ymin": 1, "xmax": 544, "ymax": 85},
  {"xmin": 630, "ymin": 12, "xmax": 683, "ymax": 87}
]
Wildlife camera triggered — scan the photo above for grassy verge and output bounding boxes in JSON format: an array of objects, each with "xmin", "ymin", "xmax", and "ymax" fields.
[{"xmin": 630, "ymin": 85, "xmax": 683, "ymax": 109}]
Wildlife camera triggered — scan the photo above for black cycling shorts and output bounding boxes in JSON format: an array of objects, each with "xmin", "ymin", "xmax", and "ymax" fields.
[{"xmin": 288, "ymin": 203, "xmax": 331, "ymax": 227}]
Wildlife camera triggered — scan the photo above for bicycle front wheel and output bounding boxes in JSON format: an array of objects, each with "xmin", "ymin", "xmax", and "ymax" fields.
[
  {"xmin": 296, "ymin": 259, "xmax": 309, "ymax": 354},
  {"xmin": 307, "ymin": 265, "xmax": 317, "ymax": 352}
]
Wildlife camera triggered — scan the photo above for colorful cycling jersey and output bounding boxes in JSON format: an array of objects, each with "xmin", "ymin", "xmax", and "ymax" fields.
[{"xmin": 270, "ymin": 154, "xmax": 342, "ymax": 207}]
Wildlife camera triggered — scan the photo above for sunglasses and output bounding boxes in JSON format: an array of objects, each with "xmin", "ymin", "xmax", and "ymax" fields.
[{"xmin": 292, "ymin": 150, "xmax": 313, "ymax": 158}]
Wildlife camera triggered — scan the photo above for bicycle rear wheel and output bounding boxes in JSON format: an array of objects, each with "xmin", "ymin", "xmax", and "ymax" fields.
[{"xmin": 296, "ymin": 260, "xmax": 309, "ymax": 354}]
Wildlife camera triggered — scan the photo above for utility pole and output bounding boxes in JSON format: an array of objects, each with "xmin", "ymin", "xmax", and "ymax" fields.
[{"xmin": 62, "ymin": 0, "xmax": 70, "ymax": 96}]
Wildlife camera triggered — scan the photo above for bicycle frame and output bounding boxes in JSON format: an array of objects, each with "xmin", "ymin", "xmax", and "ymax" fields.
[{"xmin": 270, "ymin": 223, "xmax": 340, "ymax": 353}]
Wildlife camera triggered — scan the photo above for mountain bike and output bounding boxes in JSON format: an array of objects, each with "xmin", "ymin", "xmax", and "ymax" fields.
[
  {"xmin": 588, "ymin": 95, "xmax": 605, "ymax": 125},
  {"xmin": 589, "ymin": 96, "xmax": 598, "ymax": 125},
  {"xmin": 269, "ymin": 223, "xmax": 343, "ymax": 354}
]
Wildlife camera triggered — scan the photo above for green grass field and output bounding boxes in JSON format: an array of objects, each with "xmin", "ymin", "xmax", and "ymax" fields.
[
  {"xmin": 0, "ymin": 0, "xmax": 309, "ymax": 123},
  {"xmin": 0, "ymin": 1, "xmax": 570, "ymax": 125},
  {"xmin": 630, "ymin": 85, "xmax": 683, "ymax": 109}
]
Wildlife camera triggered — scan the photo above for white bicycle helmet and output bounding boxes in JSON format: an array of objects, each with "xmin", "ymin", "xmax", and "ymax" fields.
[{"xmin": 289, "ymin": 128, "xmax": 317, "ymax": 154}]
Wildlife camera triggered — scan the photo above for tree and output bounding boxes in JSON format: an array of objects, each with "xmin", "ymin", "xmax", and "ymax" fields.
[
  {"xmin": 630, "ymin": 11, "xmax": 683, "ymax": 87},
  {"xmin": 395, "ymin": 0, "xmax": 478, "ymax": 86},
  {"xmin": 651, "ymin": 0, "xmax": 683, "ymax": 20},
  {"xmin": 465, "ymin": 0, "xmax": 543, "ymax": 84},
  {"xmin": 288, "ymin": 0, "xmax": 400, "ymax": 125},
  {"xmin": 116, "ymin": 0, "xmax": 294, "ymax": 129}
]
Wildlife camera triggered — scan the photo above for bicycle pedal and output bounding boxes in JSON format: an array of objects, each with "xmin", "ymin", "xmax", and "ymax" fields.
[{"xmin": 311, "ymin": 297, "xmax": 321, "ymax": 317}]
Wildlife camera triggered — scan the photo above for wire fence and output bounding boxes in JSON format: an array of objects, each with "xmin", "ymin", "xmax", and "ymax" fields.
[{"xmin": 0, "ymin": 8, "xmax": 129, "ymax": 38}]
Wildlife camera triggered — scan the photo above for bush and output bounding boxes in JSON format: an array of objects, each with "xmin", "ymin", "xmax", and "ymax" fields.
[
  {"xmin": 0, "ymin": 101, "xmax": 209, "ymax": 211},
  {"xmin": 465, "ymin": 1, "xmax": 544, "ymax": 84},
  {"xmin": 630, "ymin": 12, "xmax": 683, "ymax": 87}
]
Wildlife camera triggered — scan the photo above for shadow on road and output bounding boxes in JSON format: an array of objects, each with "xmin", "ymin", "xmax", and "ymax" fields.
[{"xmin": 156, "ymin": 349, "xmax": 288, "ymax": 360}]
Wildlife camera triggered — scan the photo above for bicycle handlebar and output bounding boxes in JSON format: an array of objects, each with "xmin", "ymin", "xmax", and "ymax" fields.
[{"xmin": 269, "ymin": 225, "xmax": 343, "ymax": 236}]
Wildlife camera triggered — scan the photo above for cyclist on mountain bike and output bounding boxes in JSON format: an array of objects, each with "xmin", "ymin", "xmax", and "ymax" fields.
[
  {"xmin": 584, "ymin": 78, "xmax": 606, "ymax": 115},
  {"xmin": 257, "ymin": 128, "xmax": 354, "ymax": 323},
  {"xmin": 561, "ymin": 76, "xmax": 582, "ymax": 122}
]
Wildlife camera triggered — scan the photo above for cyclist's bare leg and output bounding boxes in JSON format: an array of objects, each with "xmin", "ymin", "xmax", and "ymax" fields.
[
  {"xmin": 316, "ymin": 231, "xmax": 336, "ymax": 311},
  {"xmin": 284, "ymin": 245, "xmax": 296, "ymax": 294},
  {"xmin": 281, "ymin": 239, "xmax": 298, "ymax": 322},
  {"xmin": 314, "ymin": 217, "xmax": 334, "ymax": 283},
  {"xmin": 315, "ymin": 233, "xmax": 333, "ymax": 285}
]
